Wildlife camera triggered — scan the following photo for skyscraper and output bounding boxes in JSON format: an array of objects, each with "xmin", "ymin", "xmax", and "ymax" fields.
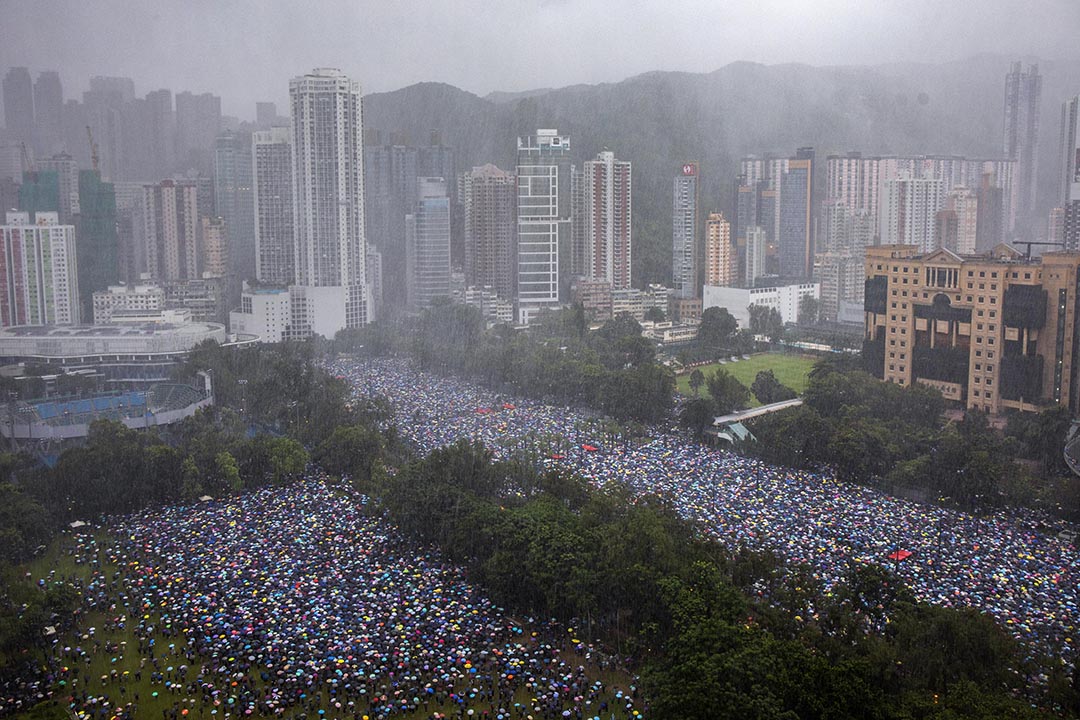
[
  {"xmin": 946, "ymin": 186, "xmax": 979, "ymax": 254},
  {"xmin": 175, "ymin": 91, "xmax": 221, "ymax": 173},
  {"xmin": 362, "ymin": 143, "xmax": 417, "ymax": 307},
  {"xmin": 0, "ymin": 211, "xmax": 80, "ymax": 325},
  {"xmin": 405, "ymin": 177, "xmax": 451, "ymax": 309},
  {"xmin": 143, "ymin": 179, "xmax": 199, "ymax": 281},
  {"xmin": 704, "ymin": 212, "xmax": 735, "ymax": 286},
  {"xmin": 252, "ymin": 127, "xmax": 294, "ymax": 286},
  {"xmin": 516, "ymin": 129, "xmax": 571, "ymax": 324},
  {"xmin": 36, "ymin": 154, "xmax": 79, "ymax": 224},
  {"xmin": 745, "ymin": 226, "xmax": 767, "ymax": 287},
  {"xmin": 2, "ymin": 68, "xmax": 34, "ymax": 149},
  {"xmin": 672, "ymin": 162, "xmax": 699, "ymax": 298},
  {"xmin": 1003, "ymin": 62, "xmax": 1041, "ymax": 236},
  {"xmin": 289, "ymin": 68, "xmax": 369, "ymax": 333},
  {"xmin": 464, "ymin": 164, "xmax": 516, "ymax": 301},
  {"xmin": 976, "ymin": 172, "xmax": 1004, "ymax": 252},
  {"xmin": 200, "ymin": 216, "xmax": 228, "ymax": 277},
  {"xmin": 33, "ymin": 71, "xmax": 63, "ymax": 156},
  {"xmin": 1061, "ymin": 96, "xmax": 1080, "ymax": 251},
  {"xmin": 145, "ymin": 89, "xmax": 176, "ymax": 179},
  {"xmin": 213, "ymin": 131, "xmax": 255, "ymax": 284},
  {"xmin": 583, "ymin": 151, "xmax": 632, "ymax": 290},
  {"xmin": 76, "ymin": 169, "xmax": 118, "ymax": 317},
  {"xmin": 880, "ymin": 174, "xmax": 944, "ymax": 252},
  {"xmin": 778, "ymin": 148, "xmax": 814, "ymax": 278},
  {"xmin": 18, "ymin": 170, "xmax": 60, "ymax": 217}
]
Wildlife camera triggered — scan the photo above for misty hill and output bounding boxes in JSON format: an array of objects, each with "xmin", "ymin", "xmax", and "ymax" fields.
[{"xmin": 362, "ymin": 55, "xmax": 1080, "ymax": 287}]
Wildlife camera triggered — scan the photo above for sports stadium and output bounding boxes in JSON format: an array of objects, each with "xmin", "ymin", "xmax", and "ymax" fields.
[{"xmin": 1, "ymin": 377, "xmax": 212, "ymax": 459}]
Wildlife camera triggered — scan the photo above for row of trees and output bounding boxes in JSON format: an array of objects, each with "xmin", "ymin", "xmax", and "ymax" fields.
[
  {"xmin": 364, "ymin": 439, "xmax": 1073, "ymax": 718},
  {"xmin": 340, "ymin": 304, "xmax": 676, "ymax": 423},
  {"xmin": 743, "ymin": 355, "xmax": 1065, "ymax": 509}
]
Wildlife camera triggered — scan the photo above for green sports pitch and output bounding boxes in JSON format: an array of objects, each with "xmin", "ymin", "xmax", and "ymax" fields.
[{"xmin": 676, "ymin": 353, "xmax": 817, "ymax": 403}]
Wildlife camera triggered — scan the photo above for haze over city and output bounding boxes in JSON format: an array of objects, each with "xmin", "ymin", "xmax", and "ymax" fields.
[
  {"xmin": 2, "ymin": 0, "xmax": 1079, "ymax": 115},
  {"xmin": 3, "ymin": 2, "xmax": 1080, "ymax": 719}
]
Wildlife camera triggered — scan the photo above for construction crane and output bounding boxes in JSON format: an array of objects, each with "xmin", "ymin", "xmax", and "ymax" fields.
[
  {"xmin": 85, "ymin": 126, "xmax": 99, "ymax": 173},
  {"xmin": 18, "ymin": 142, "xmax": 34, "ymax": 174},
  {"xmin": 1015, "ymin": 240, "xmax": 1065, "ymax": 260}
]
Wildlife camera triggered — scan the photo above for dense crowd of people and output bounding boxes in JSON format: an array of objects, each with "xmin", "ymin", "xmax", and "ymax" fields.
[
  {"xmin": 11, "ymin": 478, "xmax": 643, "ymax": 719},
  {"xmin": 332, "ymin": 358, "xmax": 1080, "ymax": 674}
]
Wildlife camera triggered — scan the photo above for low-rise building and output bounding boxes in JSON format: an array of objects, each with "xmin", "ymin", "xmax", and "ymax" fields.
[
  {"xmin": 93, "ymin": 284, "xmax": 166, "ymax": 324},
  {"xmin": 0, "ymin": 322, "xmax": 233, "ymax": 389},
  {"xmin": 703, "ymin": 281, "xmax": 819, "ymax": 327},
  {"xmin": 229, "ymin": 286, "xmax": 292, "ymax": 343}
]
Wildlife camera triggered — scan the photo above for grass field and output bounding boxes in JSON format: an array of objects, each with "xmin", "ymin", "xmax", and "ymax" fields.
[{"xmin": 676, "ymin": 353, "xmax": 817, "ymax": 404}]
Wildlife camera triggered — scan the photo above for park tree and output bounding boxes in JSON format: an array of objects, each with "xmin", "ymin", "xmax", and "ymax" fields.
[
  {"xmin": 697, "ymin": 307, "xmax": 738, "ymax": 350},
  {"xmin": 706, "ymin": 369, "xmax": 750, "ymax": 415},
  {"xmin": 314, "ymin": 424, "xmax": 385, "ymax": 488},
  {"xmin": 680, "ymin": 397, "xmax": 717, "ymax": 438},
  {"xmin": 748, "ymin": 305, "xmax": 784, "ymax": 341},
  {"xmin": 749, "ymin": 369, "xmax": 797, "ymax": 405},
  {"xmin": 644, "ymin": 305, "xmax": 666, "ymax": 323},
  {"xmin": 688, "ymin": 368, "xmax": 705, "ymax": 396},
  {"xmin": 798, "ymin": 295, "xmax": 820, "ymax": 324}
]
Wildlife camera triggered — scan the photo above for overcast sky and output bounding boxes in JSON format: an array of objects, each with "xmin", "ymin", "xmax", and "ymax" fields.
[{"xmin": 2, "ymin": 0, "xmax": 1078, "ymax": 118}]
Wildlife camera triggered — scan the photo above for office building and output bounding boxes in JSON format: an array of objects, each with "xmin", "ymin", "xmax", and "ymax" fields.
[
  {"xmin": 230, "ymin": 285, "xmax": 292, "ymax": 343},
  {"xmin": 944, "ymin": 186, "xmax": 979, "ymax": 254},
  {"xmin": 143, "ymin": 179, "xmax": 199, "ymax": 281},
  {"xmin": 252, "ymin": 127, "xmax": 294, "ymax": 285},
  {"xmin": 0, "ymin": 211, "xmax": 80, "ymax": 325},
  {"xmin": 817, "ymin": 253, "xmax": 865, "ymax": 323},
  {"xmin": 570, "ymin": 164, "xmax": 587, "ymax": 278},
  {"xmin": 36, "ymin": 154, "xmax": 79, "ymax": 223},
  {"xmin": 976, "ymin": 172, "xmax": 1005, "ymax": 252},
  {"xmin": 672, "ymin": 162, "xmax": 699, "ymax": 298},
  {"xmin": 18, "ymin": 169, "xmax": 60, "ymax": 217},
  {"xmin": 256, "ymin": 102, "xmax": 279, "ymax": 128},
  {"xmin": 200, "ymin": 217, "xmax": 228, "ymax": 277},
  {"xmin": 289, "ymin": 68, "xmax": 370, "ymax": 334},
  {"xmin": 778, "ymin": 148, "xmax": 814, "ymax": 278},
  {"xmin": 77, "ymin": 170, "xmax": 119, "ymax": 316},
  {"xmin": 175, "ymin": 91, "xmax": 221, "ymax": 173},
  {"xmin": 571, "ymin": 277, "xmax": 614, "ymax": 322},
  {"xmin": 516, "ymin": 129, "xmax": 571, "ymax": 324},
  {"xmin": 33, "ymin": 71, "xmax": 64, "ymax": 157},
  {"xmin": 1003, "ymin": 62, "xmax": 1041, "ymax": 236},
  {"xmin": 464, "ymin": 164, "xmax": 515, "ymax": 301},
  {"xmin": 864, "ymin": 244, "xmax": 1080, "ymax": 414},
  {"xmin": 880, "ymin": 174, "xmax": 944, "ymax": 252},
  {"xmin": 1049, "ymin": 207, "xmax": 1065, "ymax": 246},
  {"xmin": 460, "ymin": 286, "xmax": 514, "ymax": 325},
  {"xmin": 3, "ymin": 68, "xmax": 34, "ymax": 149},
  {"xmin": 93, "ymin": 283, "xmax": 166, "ymax": 324},
  {"xmin": 405, "ymin": 177, "xmax": 451, "ymax": 309},
  {"xmin": 1063, "ymin": 97, "xmax": 1080, "ymax": 251},
  {"xmin": 745, "ymin": 226, "xmax": 767, "ymax": 286},
  {"xmin": 213, "ymin": 131, "xmax": 254, "ymax": 283},
  {"xmin": 363, "ymin": 143, "xmax": 417, "ymax": 304},
  {"xmin": 583, "ymin": 151, "xmax": 632, "ymax": 289},
  {"xmin": 704, "ymin": 212, "xmax": 736, "ymax": 286}
]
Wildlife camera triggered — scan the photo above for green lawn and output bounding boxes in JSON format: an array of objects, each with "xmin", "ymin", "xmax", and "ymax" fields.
[{"xmin": 676, "ymin": 353, "xmax": 817, "ymax": 404}]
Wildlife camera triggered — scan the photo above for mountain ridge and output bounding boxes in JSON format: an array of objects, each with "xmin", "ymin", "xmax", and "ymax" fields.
[{"xmin": 363, "ymin": 55, "xmax": 1080, "ymax": 286}]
